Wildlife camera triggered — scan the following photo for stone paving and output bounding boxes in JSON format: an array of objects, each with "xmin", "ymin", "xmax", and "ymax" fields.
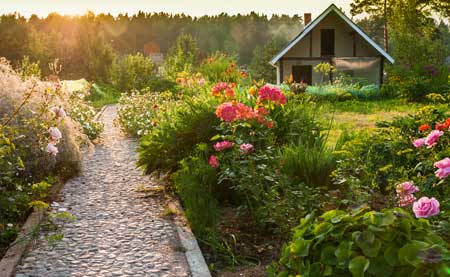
[{"xmin": 15, "ymin": 105, "xmax": 190, "ymax": 277}]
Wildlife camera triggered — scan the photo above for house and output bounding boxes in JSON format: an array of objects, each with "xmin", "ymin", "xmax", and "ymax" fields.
[{"xmin": 270, "ymin": 4, "xmax": 394, "ymax": 86}]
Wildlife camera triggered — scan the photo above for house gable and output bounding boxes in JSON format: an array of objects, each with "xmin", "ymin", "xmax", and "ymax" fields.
[{"xmin": 270, "ymin": 4, "xmax": 394, "ymax": 64}]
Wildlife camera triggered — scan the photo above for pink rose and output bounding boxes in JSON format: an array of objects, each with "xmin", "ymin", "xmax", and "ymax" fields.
[
  {"xmin": 425, "ymin": 130, "xmax": 444, "ymax": 148},
  {"xmin": 396, "ymin": 181, "xmax": 419, "ymax": 195},
  {"xmin": 240, "ymin": 143, "xmax": 254, "ymax": 155},
  {"xmin": 213, "ymin": 141, "xmax": 234, "ymax": 151},
  {"xmin": 413, "ymin": 138, "xmax": 425, "ymax": 148},
  {"xmin": 413, "ymin": 197, "xmax": 440, "ymax": 218},
  {"xmin": 47, "ymin": 143, "xmax": 58, "ymax": 156},
  {"xmin": 50, "ymin": 106, "xmax": 67, "ymax": 118},
  {"xmin": 434, "ymin": 157, "xmax": 450, "ymax": 179},
  {"xmin": 48, "ymin": 127, "xmax": 62, "ymax": 143},
  {"xmin": 209, "ymin": 155, "xmax": 219, "ymax": 168}
]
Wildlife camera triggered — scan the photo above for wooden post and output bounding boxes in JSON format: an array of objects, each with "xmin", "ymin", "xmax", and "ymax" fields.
[
  {"xmin": 280, "ymin": 59, "xmax": 284, "ymax": 83},
  {"xmin": 379, "ymin": 57, "xmax": 385, "ymax": 85},
  {"xmin": 352, "ymin": 32, "xmax": 357, "ymax": 57}
]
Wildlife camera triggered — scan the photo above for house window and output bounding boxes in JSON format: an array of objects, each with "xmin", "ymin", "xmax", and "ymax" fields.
[{"xmin": 321, "ymin": 29, "xmax": 335, "ymax": 56}]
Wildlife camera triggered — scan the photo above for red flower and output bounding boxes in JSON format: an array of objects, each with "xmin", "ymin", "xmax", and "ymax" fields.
[
  {"xmin": 419, "ymin": 124, "xmax": 431, "ymax": 132},
  {"xmin": 435, "ymin": 123, "xmax": 446, "ymax": 131}
]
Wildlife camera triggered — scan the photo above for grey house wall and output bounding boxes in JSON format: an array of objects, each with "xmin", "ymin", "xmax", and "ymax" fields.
[{"xmin": 278, "ymin": 12, "xmax": 383, "ymax": 85}]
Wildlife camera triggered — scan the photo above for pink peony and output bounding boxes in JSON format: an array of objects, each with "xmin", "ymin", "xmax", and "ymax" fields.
[
  {"xmin": 213, "ymin": 141, "xmax": 234, "ymax": 151},
  {"xmin": 47, "ymin": 143, "xmax": 58, "ymax": 156},
  {"xmin": 209, "ymin": 155, "xmax": 219, "ymax": 168},
  {"xmin": 412, "ymin": 197, "xmax": 440, "ymax": 218},
  {"xmin": 240, "ymin": 143, "xmax": 254, "ymax": 155},
  {"xmin": 48, "ymin": 127, "xmax": 62, "ymax": 143},
  {"xmin": 413, "ymin": 138, "xmax": 426, "ymax": 148},
  {"xmin": 50, "ymin": 106, "xmax": 67, "ymax": 118},
  {"xmin": 434, "ymin": 157, "xmax": 450, "ymax": 179},
  {"xmin": 424, "ymin": 130, "xmax": 444, "ymax": 148},
  {"xmin": 215, "ymin": 102, "xmax": 238, "ymax": 122},
  {"xmin": 396, "ymin": 181, "xmax": 419, "ymax": 195}
]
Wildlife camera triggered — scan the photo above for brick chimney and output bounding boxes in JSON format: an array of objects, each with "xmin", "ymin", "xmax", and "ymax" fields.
[{"xmin": 304, "ymin": 13, "xmax": 312, "ymax": 25}]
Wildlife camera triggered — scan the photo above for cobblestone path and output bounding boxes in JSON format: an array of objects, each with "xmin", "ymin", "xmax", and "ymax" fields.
[{"xmin": 15, "ymin": 105, "xmax": 190, "ymax": 277}]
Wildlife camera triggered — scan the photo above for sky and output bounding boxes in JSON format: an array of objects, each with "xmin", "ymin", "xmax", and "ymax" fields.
[{"xmin": 1, "ymin": 0, "xmax": 354, "ymax": 18}]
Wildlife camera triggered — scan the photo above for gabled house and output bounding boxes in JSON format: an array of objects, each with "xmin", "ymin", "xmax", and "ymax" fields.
[{"xmin": 270, "ymin": 4, "xmax": 394, "ymax": 86}]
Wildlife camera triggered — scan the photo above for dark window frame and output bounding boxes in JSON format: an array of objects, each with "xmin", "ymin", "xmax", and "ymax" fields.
[{"xmin": 321, "ymin": 29, "xmax": 335, "ymax": 56}]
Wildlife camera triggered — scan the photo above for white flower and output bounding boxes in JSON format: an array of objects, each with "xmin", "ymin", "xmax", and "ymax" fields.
[
  {"xmin": 47, "ymin": 143, "xmax": 58, "ymax": 156},
  {"xmin": 48, "ymin": 127, "xmax": 62, "ymax": 143},
  {"xmin": 7, "ymin": 223, "xmax": 13, "ymax": 228}
]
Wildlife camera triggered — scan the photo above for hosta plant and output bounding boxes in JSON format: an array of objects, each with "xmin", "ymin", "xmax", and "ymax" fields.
[{"xmin": 269, "ymin": 207, "xmax": 450, "ymax": 277}]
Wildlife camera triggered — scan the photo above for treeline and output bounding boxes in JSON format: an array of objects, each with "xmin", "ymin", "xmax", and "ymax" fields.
[{"xmin": 0, "ymin": 12, "xmax": 303, "ymax": 80}]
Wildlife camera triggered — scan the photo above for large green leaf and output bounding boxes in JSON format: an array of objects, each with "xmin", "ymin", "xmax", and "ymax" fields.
[
  {"xmin": 384, "ymin": 244, "xmax": 400, "ymax": 266},
  {"xmin": 314, "ymin": 222, "xmax": 334, "ymax": 237},
  {"xmin": 354, "ymin": 231, "xmax": 381, "ymax": 258},
  {"xmin": 364, "ymin": 211, "xmax": 396, "ymax": 227},
  {"xmin": 290, "ymin": 238, "xmax": 312, "ymax": 257},
  {"xmin": 349, "ymin": 256, "xmax": 370, "ymax": 277},
  {"xmin": 398, "ymin": 241, "xmax": 429, "ymax": 266},
  {"xmin": 321, "ymin": 246, "xmax": 338, "ymax": 265}
]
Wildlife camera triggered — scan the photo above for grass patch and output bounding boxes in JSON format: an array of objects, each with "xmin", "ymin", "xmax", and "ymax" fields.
[{"xmin": 86, "ymin": 83, "xmax": 121, "ymax": 109}]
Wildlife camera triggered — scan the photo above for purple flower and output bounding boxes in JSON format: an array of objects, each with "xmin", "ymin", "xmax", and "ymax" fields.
[{"xmin": 413, "ymin": 197, "xmax": 440, "ymax": 218}]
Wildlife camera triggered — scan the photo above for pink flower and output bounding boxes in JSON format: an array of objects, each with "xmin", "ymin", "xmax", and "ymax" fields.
[
  {"xmin": 240, "ymin": 143, "xmax": 254, "ymax": 155},
  {"xmin": 48, "ymin": 127, "xmax": 62, "ymax": 143},
  {"xmin": 215, "ymin": 102, "xmax": 238, "ymax": 122},
  {"xmin": 413, "ymin": 138, "xmax": 426, "ymax": 148},
  {"xmin": 398, "ymin": 194, "xmax": 416, "ymax": 207},
  {"xmin": 213, "ymin": 141, "xmax": 234, "ymax": 151},
  {"xmin": 425, "ymin": 130, "xmax": 444, "ymax": 148},
  {"xmin": 396, "ymin": 181, "xmax": 419, "ymax": 195},
  {"xmin": 209, "ymin": 155, "xmax": 219, "ymax": 168},
  {"xmin": 258, "ymin": 85, "xmax": 286, "ymax": 105},
  {"xmin": 47, "ymin": 143, "xmax": 58, "ymax": 156},
  {"xmin": 434, "ymin": 157, "xmax": 450, "ymax": 179},
  {"xmin": 50, "ymin": 106, "xmax": 67, "ymax": 118},
  {"xmin": 212, "ymin": 82, "xmax": 235, "ymax": 98},
  {"xmin": 413, "ymin": 197, "xmax": 440, "ymax": 218}
]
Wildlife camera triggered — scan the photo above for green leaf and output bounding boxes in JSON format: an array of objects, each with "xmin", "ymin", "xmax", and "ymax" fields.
[
  {"xmin": 324, "ymin": 265, "xmax": 333, "ymax": 276},
  {"xmin": 314, "ymin": 222, "xmax": 334, "ymax": 237},
  {"xmin": 290, "ymin": 238, "xmax": 312, "ymax": 257},
  {"xmin": 354, "ymin": 231, "xmax": 381, "ymax": 258},
  {"xmin": 364, "ymin": 211, "xmax": 396, "ymax": 227},
  {"xmin": 321, "ymin": 246, "xmax": 338, "ymax": 265},
  {"xmin": 335, "ymin": 241, "xmax": 353, "ymax": 263},
  {"xmin": 349, "ymin": 256, "xmax": 370, "ymax": 277},
  {"xmin": 210, "ymin": 134, "xmax": 222, "ymax": 141},
  {"xmin": 368, "ymin": 257, "xmax": 393, "ymax": 276},
  {"xmin": 398, "ymin": 241, "xmax": 429, "ymax": 266},
  {"xmin": 384, "ymin": 244, "xmax": 400, "ymax": 267}
]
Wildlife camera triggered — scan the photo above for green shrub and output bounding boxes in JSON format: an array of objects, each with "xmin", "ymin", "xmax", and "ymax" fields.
[
  {"xmin": 17, "ymin": 56, "xmax": 41, "ymax": 80},
  {"xmin": 172, "ymin": 144, "xmax": 220, "ymax": 238},
  {"xmin": 199, "ymin": 52, "xmax": 244, "ymax": 84},
  {"xmin": 269, "ymin": 207, "xmax": 450, "ymax": 277},
  {"xmin": 137, "ymin": 93, "xmax": 219, "ymax": 173},
  {"xmin": 110, "ymin": 52, "xmax": 155, "ymax": 92}
]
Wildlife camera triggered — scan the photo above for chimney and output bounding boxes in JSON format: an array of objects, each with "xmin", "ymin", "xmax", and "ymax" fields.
[{"xmin": 304, "ymin": 13, "xmax": 312, "ymax": 25}]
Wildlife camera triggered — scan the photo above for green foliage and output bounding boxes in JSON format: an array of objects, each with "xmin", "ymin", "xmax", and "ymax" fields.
[
  {"xmin": 86, "ymin": 83, "xmax": 121, "ymax": 109},
  {"xmin": 163, "ymin": 33, "xmax": 199, "ymax": 79},
  {"xmin": 269, "ymin": 207, "xmax": 450, "ymax": 276},
  {"xmin": 117, "ymin": 90, "xmax": 174, "ymax": 137},
  {"xmin": 110, "ymin": 52, "xmax": 155, "ymax": 92},
  {"xmin": 172, "ymin": 144, "xmax": 220, "ymax": 238},
  {"xmin": 249, "ymin": 39, "xmax": 281, "ymax": 83},
  {"xmin": 199, "ymin": 52, "xmax": 243, "ymax": 83},
  {"xmin": 305, "ymin": 83, "xmax": 380, "ymax": 101},
  {"xmin": 313, "ymin": 62, "xmax": 336, "ymax": 84},
  {"xmin": 137, "ymin": 92, "xmax": 219, "ymax": 173},
  {"xmin": 17, "ymin": 56, "xmax": 41, "ymax": 80}
]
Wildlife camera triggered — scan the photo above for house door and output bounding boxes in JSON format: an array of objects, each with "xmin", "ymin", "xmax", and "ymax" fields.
[
  {"xmin": 292, "ymin": 65, "xmax": 312, "ymax": 84},
  {"xmin": 321, "ymin": 29, "xmax": 335, "ymax": 56}
]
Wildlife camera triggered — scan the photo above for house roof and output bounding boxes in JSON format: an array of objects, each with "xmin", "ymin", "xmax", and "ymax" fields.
[{"xmin": 270, "ymin": 4, "xmax": 395, "ymax": 65}]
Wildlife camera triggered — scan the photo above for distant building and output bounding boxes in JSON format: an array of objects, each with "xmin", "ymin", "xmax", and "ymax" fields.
[{"xmin": 270, "ymin": 4, "xmax": 394, "ymax": 86}]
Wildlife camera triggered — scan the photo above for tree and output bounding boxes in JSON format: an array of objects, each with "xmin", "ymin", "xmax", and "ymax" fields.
[
  {"xmin": 249, "ymin": 39, "xmax": 281, "ymax": 83},
  {"xmin": 163, "ymin": 33, "xmax": 199, "ymax": 79}
]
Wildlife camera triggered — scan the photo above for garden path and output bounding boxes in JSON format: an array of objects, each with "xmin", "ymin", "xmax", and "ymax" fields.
[{"xmin": 15, "ymin": 105, "xmax": 190, "ymax": 277}]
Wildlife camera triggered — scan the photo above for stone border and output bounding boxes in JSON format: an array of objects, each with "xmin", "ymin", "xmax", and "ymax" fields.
[
  {"xmin": 0, "ymin": 209, "xmax": 45, "ymax": 277},
  {"xmin": 167, "ymin": 200, "xmax": 211, "ymax": 277}
]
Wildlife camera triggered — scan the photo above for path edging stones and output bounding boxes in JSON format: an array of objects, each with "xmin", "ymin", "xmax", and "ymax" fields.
[{"xmin": 0, "ymin": 209, "xmax": 44, "ymax": 277}]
